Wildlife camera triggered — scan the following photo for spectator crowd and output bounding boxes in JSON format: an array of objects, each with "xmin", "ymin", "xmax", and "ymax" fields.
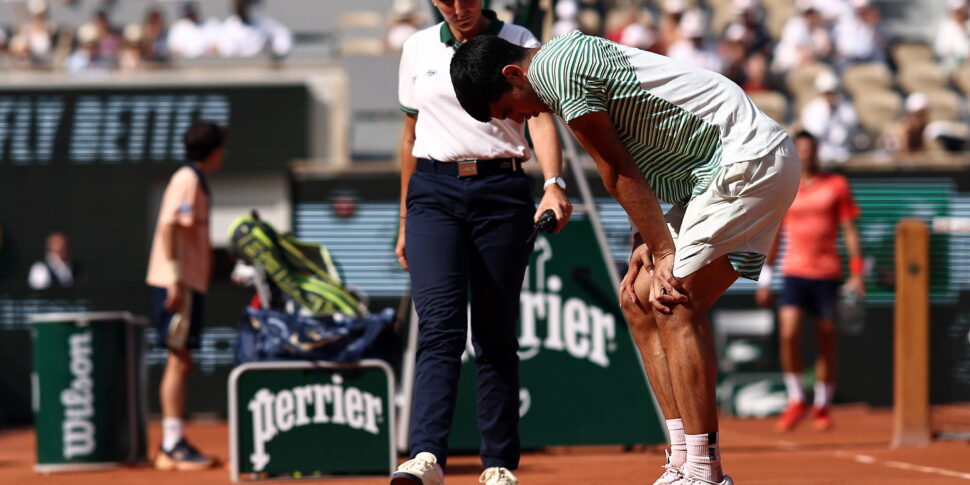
[
  {"xmin": 1, "ymin": 0, "xmax": 292, "ymax": 71},
  {"xmin": 2, "ymin": 0, "xmax": 969, "ymax": 161},
  {"xmin": 551, "ymin": 0, "xmax": 970, "ymax": 162}
]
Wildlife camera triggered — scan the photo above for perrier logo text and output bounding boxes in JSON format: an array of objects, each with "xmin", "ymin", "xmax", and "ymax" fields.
[{"xmin": 248, "ymin": 374, "xmax": 384, "ymax": 471}]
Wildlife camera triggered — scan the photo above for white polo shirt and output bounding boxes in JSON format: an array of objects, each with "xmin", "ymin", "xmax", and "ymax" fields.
[{"xmin": 398, "ymin": 11, "xmax": 540, "ymax": 162}]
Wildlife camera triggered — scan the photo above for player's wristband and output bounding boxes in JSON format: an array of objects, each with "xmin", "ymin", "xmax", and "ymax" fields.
[
  {"xmin": 850, "ymin": 256, "xmax": 865, "ymax": 276},
  {"xmin": 758, "ymin": 265, "xmax": 773, "ymax": 288},
  {"xmin": 166, "ymin": 260, "xmax": 181, "ymax": 281}
]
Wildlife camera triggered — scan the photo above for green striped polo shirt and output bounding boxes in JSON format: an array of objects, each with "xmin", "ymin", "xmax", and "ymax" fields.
[{"xmin": 528, "ymin": 31, "xmax": 788, "ymax": 205}]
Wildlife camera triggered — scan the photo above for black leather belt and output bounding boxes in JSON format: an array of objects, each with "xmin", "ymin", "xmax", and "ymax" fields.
[{"xmin": 416, "ymin": 157, "xmax": 523, "ymax": 178}]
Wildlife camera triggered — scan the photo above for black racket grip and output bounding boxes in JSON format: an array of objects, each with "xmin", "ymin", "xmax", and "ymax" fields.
[{"xmin": 535, "ymin": 209, "xmax": 558, "ymax": 234}]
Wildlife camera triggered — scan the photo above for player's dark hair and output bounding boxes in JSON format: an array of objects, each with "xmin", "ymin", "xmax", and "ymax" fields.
[
  {"xmin": 183, "ymin": 119, "xmax": 227, "ymax": 162},
  {"xmin": 451, "ymin": 35, "xmax": 527, "ymax": 123},
  {"xmin": 793, "ymin": 130, "xmax": 817, "ymax": 146}
]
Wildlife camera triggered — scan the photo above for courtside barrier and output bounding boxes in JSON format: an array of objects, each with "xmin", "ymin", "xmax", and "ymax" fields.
[
  {"xmin": 229, "ymin": 360, "xmax": 395, "ymax": 482},
  {"xmin": 31, "ymin": 312, "xmax": 147, "ymax": 473}
]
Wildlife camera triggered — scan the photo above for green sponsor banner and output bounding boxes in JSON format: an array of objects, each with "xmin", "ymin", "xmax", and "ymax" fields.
[
  {"xmin": 847, "ymin": 179, "xmax": 954, "ymax": 304},
  {"xmin": 447, "ymin": 216, "xmax": 665, "ymax": 450},
  {"xmin": 31, "ymin": 312, "xmax": 146, "ymax": 473},
  {"xmin": 229, "ymin": 360, "xmax": 395, "ymax": 481}
]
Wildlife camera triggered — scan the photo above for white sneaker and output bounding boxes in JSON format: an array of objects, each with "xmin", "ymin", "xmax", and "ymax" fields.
[
  {"xmin": 391, "ymin": 452, "xmax": 444, "ymax": 485},
  {"xmin": 673, "ymin": 474, "xmax": 734, "ymax": 485},
  {"xmin": 479, "ymin": 467, "xmax": 518, "ymax": 485},
  {"xmin": 652, "ymin": 450, "xmax": 685, "ymax": 485}
]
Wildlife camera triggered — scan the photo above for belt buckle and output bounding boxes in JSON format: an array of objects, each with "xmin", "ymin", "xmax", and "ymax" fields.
[{"xmin": 457, "ymin": 160, "xmax": 479, "ymax": 178}]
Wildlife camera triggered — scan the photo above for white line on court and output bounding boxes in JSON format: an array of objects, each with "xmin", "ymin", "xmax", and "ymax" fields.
[{"xmin": 833, "ymin": 452, "xmax": 970, "ymax": 480}]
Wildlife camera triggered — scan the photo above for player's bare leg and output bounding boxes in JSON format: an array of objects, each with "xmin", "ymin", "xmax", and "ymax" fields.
[
  {"xmin": 812, "ymin": 317, "xmax": 838, "ymax": 430},
  {"xmin": 652, "ymin": 255, "xmax": 738, "ymax": 483},
  {"xmin": 156, "ymin": 349, "xmax": 213, "ymax": 471},
  {"xmin": 777, "ymin": 306, "xmax": 808, "ymax": 431},
  {"xmin": 160, "ymin": 348, "xmax": 192, "ymax": 421},
  {"xmin": 621, "ymin": 266, "xmax": 686, "ymax": 484}
]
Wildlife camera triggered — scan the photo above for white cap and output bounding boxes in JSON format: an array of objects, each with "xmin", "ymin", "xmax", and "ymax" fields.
[
  {"xmin": 733, "ymin": 0, "xmax": 759, "ymax": 13},
  {"xmin": 555, "ymin": 0, "xmax": 579, "ymax": 20},
  {"xmin": 123, "ymin": 24, "xmax": 142, "ymax": 43},
  {"xmin": 77, "ymin": 23, "xmax": 99, "ymax": 45},
  {"xmin": 814, "ymin": 70, "xmax": 839, "ymax": 93},
  {"xmin": 851, "ymin": 0, "xmax": 871, "ymax": 9},
  {"xmin": 724, "ymin": 23, "xmax": 746, "ymax": 42},
  {"xmin": 28, "ymin": 0, "xmax": 48, "ymax": 15},
  {"xmin": 796, "ymin": 0, "xmax": 818, "ymax": 12},
  {"xmin": 905, "ymin": 92, "xmax": 929, "ymax": 113},
  {"xmin": 948, "ymin": 0, "xmax": 967, "ymax": 11},
  {"xmin": 664, "ymin": 0, "xmax": 687, "ymax": 14},
  {"xmin": 679, "ymin": 10, "xmax": 706, "ymax": 39},
  {"xmin": 392, "ymin": 0, "xmax": 416, "ymax": 16}
]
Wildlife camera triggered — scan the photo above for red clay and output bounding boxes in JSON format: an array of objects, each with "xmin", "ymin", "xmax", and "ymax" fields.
[{"xmin": 4, "ymin": 405, "xmax": 970, "ymax": 484}]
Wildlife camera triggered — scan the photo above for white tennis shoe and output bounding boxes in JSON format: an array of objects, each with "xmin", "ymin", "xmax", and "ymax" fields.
[
  {"xmin": 653, "ymin": 450, "xmax": 685, "ymax": 485},
  {"xmin": 391, "ymin": 452, "xmax": 444, "ymax": 485},
  {"xmin": 479, "ymin": 466, "xmax": 518, "ymax": 485},
  {"xmin": 672, "ymin": 473, "xmax": 734, "ymax": 485}
]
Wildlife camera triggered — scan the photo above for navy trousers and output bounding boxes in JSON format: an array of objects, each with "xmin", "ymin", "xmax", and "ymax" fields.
[{"xmin": 405, "ymin": 167, "xmax": 534, "ymax": 469}]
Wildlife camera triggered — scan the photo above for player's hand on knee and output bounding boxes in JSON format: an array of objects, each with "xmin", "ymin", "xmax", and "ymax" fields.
[
  {"xmin": 649, "ymin": 253, "xmax": 687, "ymax": 314},
  {"xmin": 621, "ymin": 243, "xmax": 651, "ymax": 308}
]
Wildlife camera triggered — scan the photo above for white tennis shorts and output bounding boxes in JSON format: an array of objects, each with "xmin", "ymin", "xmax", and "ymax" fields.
[{"xmin": 664, "ymin": 137, "xmax": 800, "ymax": 280}]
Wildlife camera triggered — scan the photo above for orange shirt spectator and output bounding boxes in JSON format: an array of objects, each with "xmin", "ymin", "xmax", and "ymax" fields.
[{"xmin": 781, "ymin": 171, "xmax": 859, "ymax": 280}]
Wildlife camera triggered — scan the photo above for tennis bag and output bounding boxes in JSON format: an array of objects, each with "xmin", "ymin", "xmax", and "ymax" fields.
[
  {"xmin": 236, "ymin": 307, "xmax": 396, "ymax": 364},
  {"xmin": 228, "ymin": 215, "xmax": 366, "ymax": 317}
]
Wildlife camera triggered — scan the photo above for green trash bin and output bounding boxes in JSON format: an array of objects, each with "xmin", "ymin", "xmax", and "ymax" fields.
[{"xmin": 31, "ymin": 312, "xmax": 148, "ymax": 473}]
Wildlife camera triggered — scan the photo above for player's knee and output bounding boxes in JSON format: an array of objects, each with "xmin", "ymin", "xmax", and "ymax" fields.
[
  {"xmin": 168, "ymin": 350, "xmax": 193, "ymax": 374},
  {"xmin": 779, "ymin": 325, "xmax": 800, "ymax": 345},
  {"xmin": 816, "ymin": 319, "xmax": 837, "ymax": 338},
  {"xmin": 620, "ymin": 294, "xmax": 646, "ymax": 322},
  {"xmin": 654, "ymin": 304, "xmax": 703, "ymax": 334}
]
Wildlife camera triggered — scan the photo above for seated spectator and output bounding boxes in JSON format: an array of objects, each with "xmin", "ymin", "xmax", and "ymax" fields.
[
  {"xmin": 772, "ymin": 0, "xmax": 832, "ymax": 75},
  {"xmin": 119, "ymin": 24, "xmax": 143, "ymax": 70},
  {"xmin": 935, "ymin": 0, "xmax": 970, "ymax": 72},
  {"xmin": 216, "ymin": 0, "xmax": 293, "ymax": 59},
  {"xmin": 657, "ymin": 0, "xmax": 686, "ymax": 55},
  {"xmin": 8, "ymin": 0, "xmax": 56, "ymax": 68},
  {"xmin": 742, "ymin": 51, "xmax": 772, "ymax": 92},
  {"xmin": 385, "ymin": 0, "xmax": 423, "ymax": 52},
  {"xmin": 720, "ymin": 23, "xmax": 749, "ymax": 85},
  {"xmin": 722, "ymin": 0, "xmax": 772, "ymax": 57},
  {"xmin": 885, "ymin": 92, "xmax": 930, "ymax": 154},
  {"xmin": 139, "ymin": 8, "xmax": 169, "ymax": 63},
  {"xmin": 29, "ymin": 232, "xmax": 81, "ymax": 290},
  {"xmin": 65, "ymin": 23, "xmax": 112, "ymax": 72},
  {"xmin": 833, "ymin": 0, "xmax": 886, "ymax": 68},
  {"xmin": 800, "ymin": 71, "xmax": 863, "ymax": 164},
  {"xmin": 607, "ymin": 6, "xmax": 656, "ymax": 51},
  {"xmin": 167, "ymin": 1, "xmax": 220, "ymax": 58},
  {"xmin": 552, "ymin": 0, "xmax": 581, "ymax": 38},
  {"xmin": 90, "ymin": 8, "xmax": 122, "ymax": 62},
  {"xmin": 667, "ymin": 10, "xmax": 722, "ymax": 73}
]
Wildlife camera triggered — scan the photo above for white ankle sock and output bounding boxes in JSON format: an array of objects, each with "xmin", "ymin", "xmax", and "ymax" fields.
[
  {"xmin": 685, "ymin": 432, "xmax": 723, "ymax": 482},
  {"xmin": 783, "ymin": 372, "xmax": 804, "ymax": 403},
  {"xmin": 162, "ymin": 417, "xmax": 184, "ymax": 451},
  {"xmin": 665, "ymin": 418, "xmax": 687, "ymax": 468},
  {"xmin": 814, "ymin": 381, "xmax": 835, "ymax": 408}
]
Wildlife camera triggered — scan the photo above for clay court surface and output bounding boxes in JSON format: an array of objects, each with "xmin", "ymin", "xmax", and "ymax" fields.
[{"xmin": 4, "ymin": 405, "xmax": 970, "ymax": 484}]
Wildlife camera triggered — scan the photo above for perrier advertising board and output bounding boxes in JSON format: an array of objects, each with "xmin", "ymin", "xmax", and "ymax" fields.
[{"xmin": 229, "ymin": 360, "xmax": 395, "ymax": 482}]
